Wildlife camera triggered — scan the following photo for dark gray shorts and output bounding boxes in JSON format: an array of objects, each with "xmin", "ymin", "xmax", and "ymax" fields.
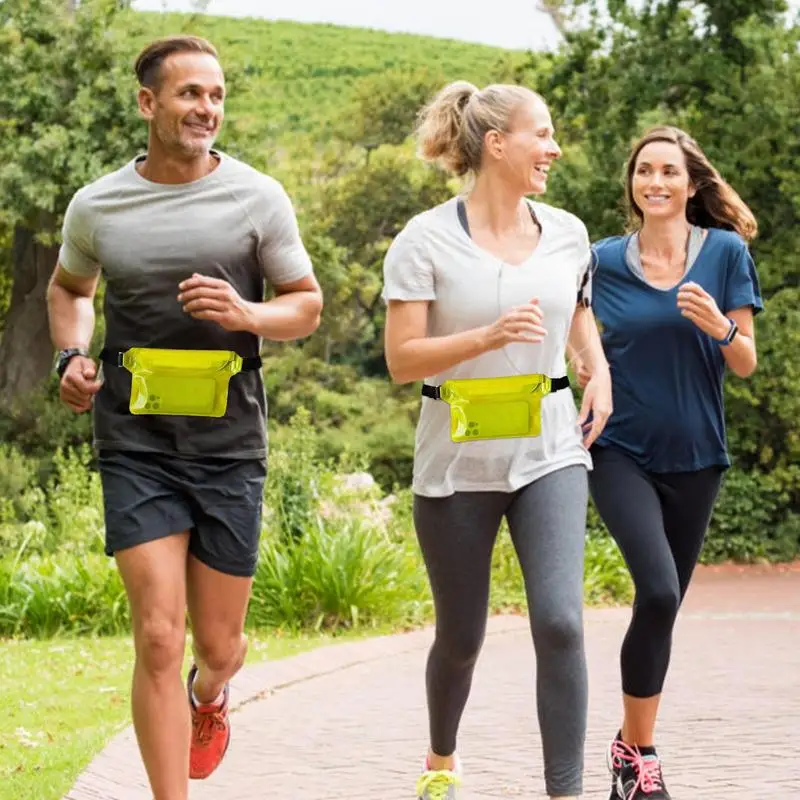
[{"xmin": 98, "ymin": 450, "xmax": 267, "ymax": 577}]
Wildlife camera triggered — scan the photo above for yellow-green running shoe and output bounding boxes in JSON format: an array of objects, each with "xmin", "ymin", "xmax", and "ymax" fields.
[{"xmin": 416, "ymin": 755, "xmax": 462, "ymax": 800}]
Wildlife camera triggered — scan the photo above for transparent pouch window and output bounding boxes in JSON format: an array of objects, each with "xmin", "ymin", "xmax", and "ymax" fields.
[
  {"xmin": 101, "ymin": 347, "xmax": 260, "ymax": 418},
  {"xmin": 437, "ymin": 374, "xmax": 553, "ymax": 443}
]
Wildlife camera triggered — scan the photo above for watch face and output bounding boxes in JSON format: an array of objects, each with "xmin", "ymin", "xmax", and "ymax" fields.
[{"xmin": 56, "ymin": 348, "xmax": 84, "ymax": 377}]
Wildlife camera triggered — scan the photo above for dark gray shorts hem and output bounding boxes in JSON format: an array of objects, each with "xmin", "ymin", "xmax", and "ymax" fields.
[
  {"xmin": 98, "ymin": 450, "xmax": 265, "ymax": 579},
  {"xmin": 103, "ymin": 516, "xmax": 193, "ymax": 558},
  {"xmin": 188, "ymin": 539, "xmax": 259, "ymax": 579}
]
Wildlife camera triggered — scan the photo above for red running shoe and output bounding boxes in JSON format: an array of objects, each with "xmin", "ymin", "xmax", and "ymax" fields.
[{"xmin": 187, "ymin": 665, "xmax": 231, "ymax": 780}]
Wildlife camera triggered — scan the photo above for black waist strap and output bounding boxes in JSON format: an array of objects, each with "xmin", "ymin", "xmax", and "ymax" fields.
[
  {"xmin": 99, "ymin": 348, "xmax": 262, "ymax": 371},
  {"xmin": 422, "ymin": 375, "xmax": 569, "ymax": 400}
]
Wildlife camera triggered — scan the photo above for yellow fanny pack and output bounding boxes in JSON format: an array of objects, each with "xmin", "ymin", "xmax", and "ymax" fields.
[
  {"xmin": 100, "ymin": 347, "xmax": 262, "ymax": 418},
  {"xmin": 422, "ymin": 373, "xmax": 569, "ymax": 443}
]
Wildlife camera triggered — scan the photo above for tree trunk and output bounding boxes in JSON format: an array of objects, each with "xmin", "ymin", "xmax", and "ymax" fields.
[
  {"xmin": 538, "ymin": 0, "xmax": 570, "ymax": 36},
  {"xmin": 0, "ymin": 225, "xmax": 59, "ymax": 410}
]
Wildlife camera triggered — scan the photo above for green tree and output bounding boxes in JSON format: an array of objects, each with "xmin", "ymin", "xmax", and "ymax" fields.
[
  {"xmin": 309, "ymin": 144, "xmax": 452, "ymax": 372},
  {"xmin": 338, "ymin": 66, "xmax": 444, "ymax": 149},
  {"xmin": 0, "ymin": 0, "xmax": 143, "ymax": 408}
]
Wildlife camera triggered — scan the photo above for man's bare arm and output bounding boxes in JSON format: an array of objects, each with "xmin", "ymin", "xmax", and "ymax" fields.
[
  {"xmin": 47, "ymin": 263, "xmax": 100, "ymax": 349},
  {"xmin": 47, "ymin": 264, "xmax": 102, "ymax": 413}
]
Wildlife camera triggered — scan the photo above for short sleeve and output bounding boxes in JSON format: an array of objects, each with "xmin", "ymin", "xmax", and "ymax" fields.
[
  {"xmin": 381, "ymin": 218, "xmax": 436, "ymax": 303},
  {"xmin": 575, "ymin": 220, "xmax": 594, "ymax": 308},
  {"xmin": 257, "ymin": 179, "xmax": 314, "ymax": 287},
  {"xmin": 724, "ymin": 238, "xmax": 764, "ymax": 316},
  {"xmin": 58, "ymin": 190, "xmax": 100, "ymax": 277}
]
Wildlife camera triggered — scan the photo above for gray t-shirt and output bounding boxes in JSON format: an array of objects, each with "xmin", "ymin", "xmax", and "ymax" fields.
[
  {"xmin": 382, "ymin": 196, "xmax": 593, "ymax": 497},
  {"xmin": 59, "ymin": 150, "xmax": 314, "ymax": 459}
]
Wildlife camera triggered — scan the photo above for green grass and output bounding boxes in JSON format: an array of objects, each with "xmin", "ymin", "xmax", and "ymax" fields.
[{"xmin": 0, "ymin": 629, "xmax": 371, "ymax": 800}]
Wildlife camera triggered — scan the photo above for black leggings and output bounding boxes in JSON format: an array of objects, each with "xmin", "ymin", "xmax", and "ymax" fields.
[{"xmin": 589, "ymin": 445, "xmax": 723, "ymax": 698}]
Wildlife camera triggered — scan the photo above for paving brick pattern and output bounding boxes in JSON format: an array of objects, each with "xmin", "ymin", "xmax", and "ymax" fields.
[{"xmin": 65, "ymin": 567, "xmax": 800, "ymax": 799}]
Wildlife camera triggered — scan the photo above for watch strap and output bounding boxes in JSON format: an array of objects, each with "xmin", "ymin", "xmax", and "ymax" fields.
[{"xmin": 718, "ymin": 318, "xmax": 738, "ymax": 346}]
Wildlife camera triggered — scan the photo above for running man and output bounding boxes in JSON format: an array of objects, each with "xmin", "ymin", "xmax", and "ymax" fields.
[{"xmin": 47, "ymin": 35, "xmax": 322, "ymax": 800}]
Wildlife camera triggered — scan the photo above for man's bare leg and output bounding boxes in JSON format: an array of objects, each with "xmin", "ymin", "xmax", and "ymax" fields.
[
  {"xmin": 116, "ymin": 532, "xmax": 190, "ymax": 800},
  {"xmin": 186, "ymin": 554, "xmax": 252, "ymax": 703}
]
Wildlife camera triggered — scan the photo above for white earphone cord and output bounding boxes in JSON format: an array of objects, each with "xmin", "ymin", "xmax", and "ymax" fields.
[{"xmin": 497, "ymin": 264, "xmax": 596, "ymax": 378}]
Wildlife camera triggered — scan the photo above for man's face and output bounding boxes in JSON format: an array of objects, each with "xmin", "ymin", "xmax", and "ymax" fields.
[{"xmin": 139, "ymin": 52, "xmax": 225, "ymax": 159}]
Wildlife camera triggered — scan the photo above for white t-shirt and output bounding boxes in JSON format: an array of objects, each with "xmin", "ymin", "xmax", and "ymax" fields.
[{"xmin": 382, "ymin": 196, "xmax": 593, "ymax": 497}]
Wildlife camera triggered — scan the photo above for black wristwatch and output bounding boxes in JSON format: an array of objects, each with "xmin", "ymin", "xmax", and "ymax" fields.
[{"xmin": 55, "ymin": 347, "xmax": 89, "ymax": 379}]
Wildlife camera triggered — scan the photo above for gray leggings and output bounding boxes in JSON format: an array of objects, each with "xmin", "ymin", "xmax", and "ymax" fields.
[{"xmin": 413, "ymin": 465, "xmax": 589, "ymax": 797}]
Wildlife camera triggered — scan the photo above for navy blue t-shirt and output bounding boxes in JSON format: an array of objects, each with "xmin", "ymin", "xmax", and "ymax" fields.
[{"xmin": 591, "ymin": 228, "xmax": 763, "ymax": 473}]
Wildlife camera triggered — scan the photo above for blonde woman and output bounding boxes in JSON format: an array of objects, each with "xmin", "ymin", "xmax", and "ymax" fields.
[{"xmin": 381, "ymin": 81, "xmax": 612, "ymax": 800}]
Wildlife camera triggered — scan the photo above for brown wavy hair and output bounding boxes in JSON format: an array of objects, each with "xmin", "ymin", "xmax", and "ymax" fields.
[{"xmin": 625, "ymin": 126, "xmax": 758, "ymax": 241}]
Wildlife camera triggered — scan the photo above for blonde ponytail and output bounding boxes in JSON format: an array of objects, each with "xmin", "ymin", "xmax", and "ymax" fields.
[{"xmin": 415, "ymin": 81, "xmax": 543, "ymax": 178}]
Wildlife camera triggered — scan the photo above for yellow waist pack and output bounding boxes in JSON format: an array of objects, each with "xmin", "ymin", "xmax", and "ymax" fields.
[
  {"xmin": 100, "ymin": 347, "xmax": 262, "ymax": 418},
  {"xmin": 422, "ymin": 374, "xmax": 569, "ymax": 443}
]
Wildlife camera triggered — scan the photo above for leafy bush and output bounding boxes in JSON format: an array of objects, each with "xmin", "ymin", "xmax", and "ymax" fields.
[
  {"xmin": 250, "ymin": 517, "xmax": 426, "ymax": 631},
  {"xmin": 265, "ymin": 407, "xmax": 323, "ymax": 543},
  {"xmin": 703, "ymin": 469, "xmax": 800, "ymax": 563},
  {"xmin": 264, "ymin": 353, "xmax": 419, "ymax": 491},
  {"xmin": 584, "ymin": 533, "xmax": 634, "ymax": 605},
  {"xmin": 255, "ymin": 408, "xmax": 428, "ymax": 630},
  {"xmin": 44, "ymin": 446, "xmax": 105, "ymax": 555},
  {"xmin": 0, "ymin": 553, "xmax": 128, "ymax": 638},
  {"xmin": 0, "ymin": 444, "xmax": 40, "ymax": 527},
  {"xmin": 0, "ymin": 379, "xmax": 94, "ymax": 466},
  {"xmin": 0, "ymin": 445, "xmax": 104, "ymax": 560}
]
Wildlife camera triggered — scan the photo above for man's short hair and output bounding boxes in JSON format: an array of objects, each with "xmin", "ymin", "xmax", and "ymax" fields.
[{"xmin": 134, "ymin": 35, "xmax": 219, "ymax": 89}]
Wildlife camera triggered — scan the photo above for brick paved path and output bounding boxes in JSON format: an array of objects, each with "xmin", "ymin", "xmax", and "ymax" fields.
[{"xmin": 65, "ymin": 566, "xmax": 800, "ymax": 799}]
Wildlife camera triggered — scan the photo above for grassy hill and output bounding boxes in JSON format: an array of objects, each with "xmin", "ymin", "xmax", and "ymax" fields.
[{"xmin": 127, "ymin": 11, "xmax": 523, "ymax": 142}]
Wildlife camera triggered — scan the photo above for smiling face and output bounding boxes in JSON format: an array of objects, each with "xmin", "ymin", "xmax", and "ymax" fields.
[
  {"xmin": 138, "ymin": 51, "xmax": 225, "ymax": 160},
  {"xmin": 630, "ymin": 140, "xmax": 695, "ymax": 223},
  {"xmin": 490, "ymin": 98, "xmax": 562, "ymax": 195}
]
